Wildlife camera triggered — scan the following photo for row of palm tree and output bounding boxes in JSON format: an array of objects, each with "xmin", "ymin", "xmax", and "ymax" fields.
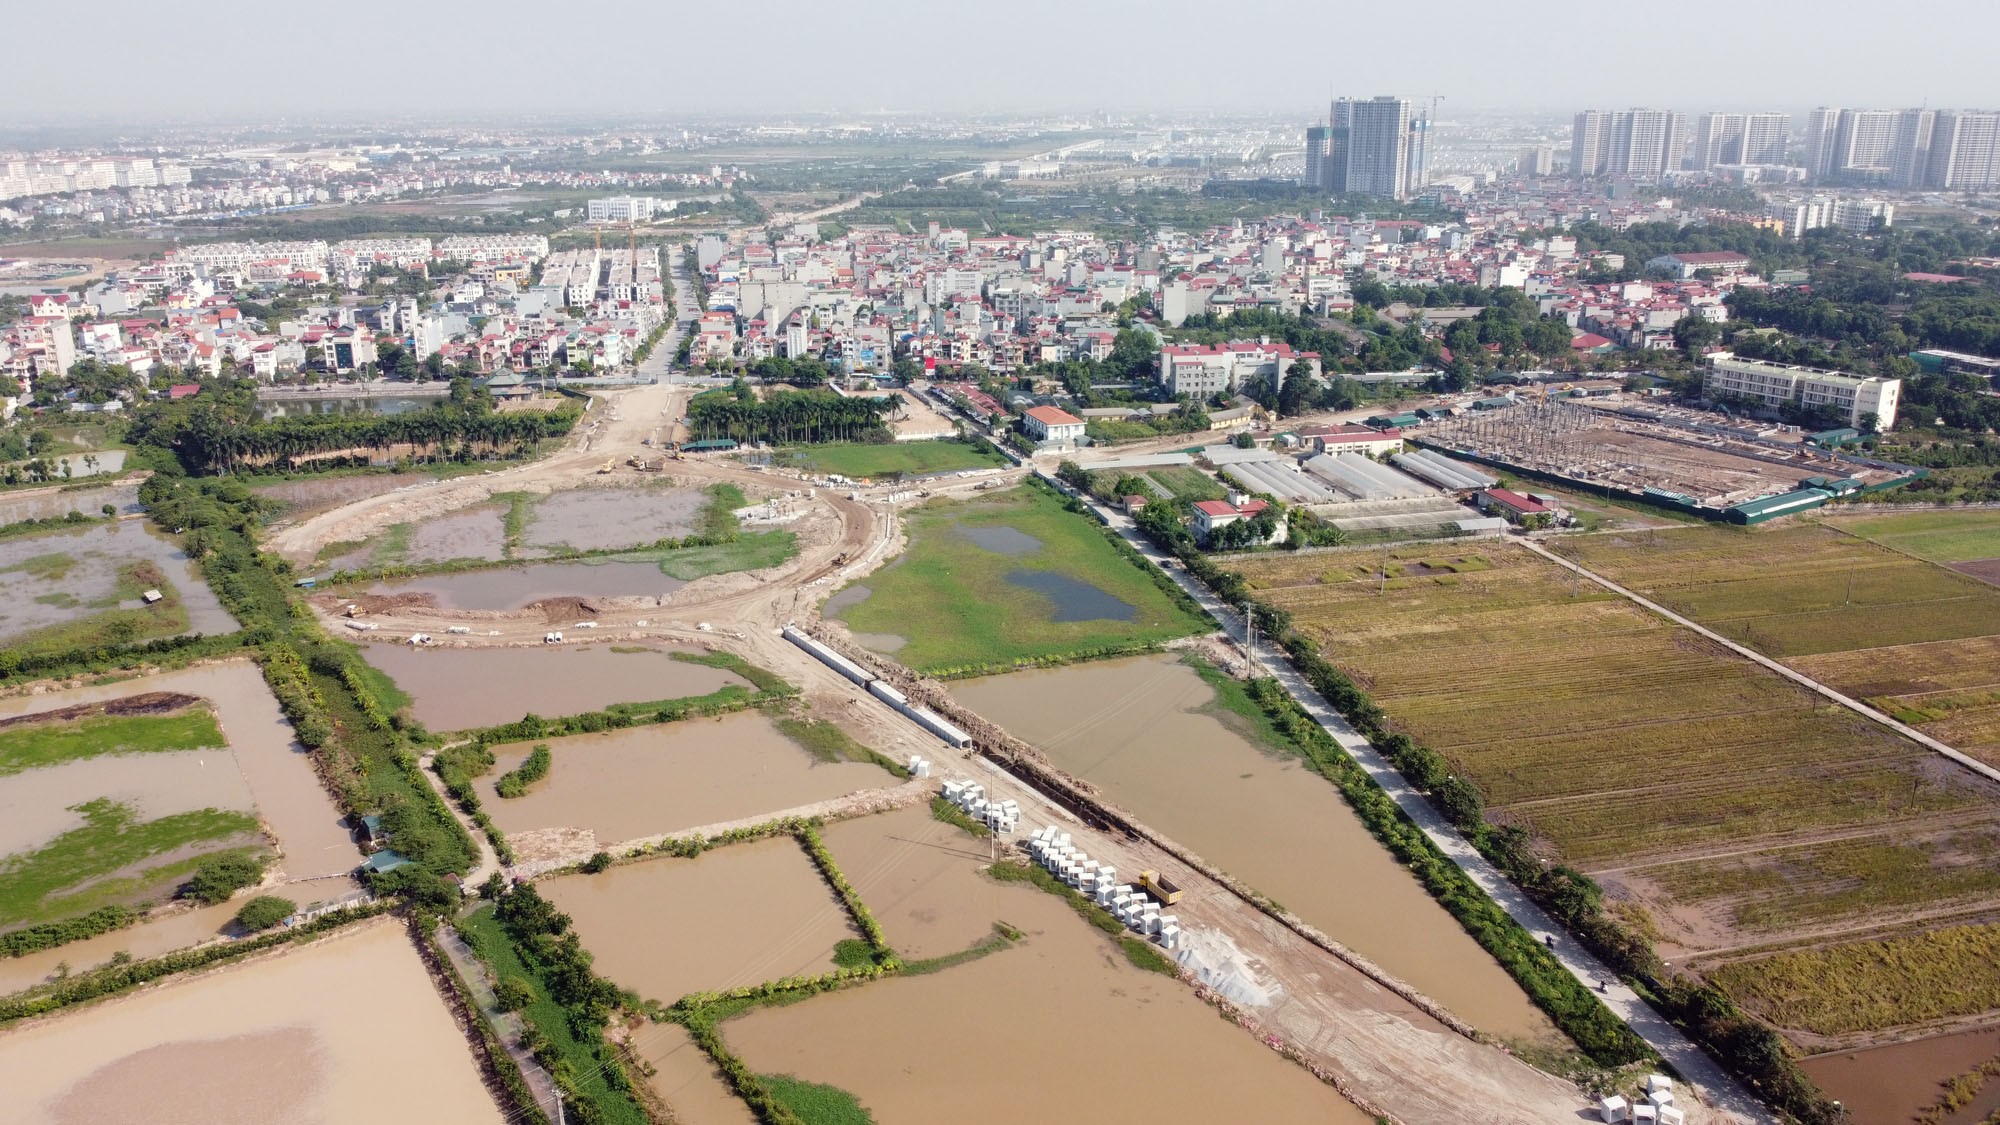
[{"xmin": 686, "ymin": 388, "xmax": 896, "ymax": 445}]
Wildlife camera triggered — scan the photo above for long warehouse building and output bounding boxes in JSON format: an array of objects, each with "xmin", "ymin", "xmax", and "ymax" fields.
[
  {"xmin": 1393, "ymin": 449, "xmax": 1498, "ymax": 491},
  {"xmin": 1303, "ymin": 453, "xmax": 1437, "ymax": 501}
]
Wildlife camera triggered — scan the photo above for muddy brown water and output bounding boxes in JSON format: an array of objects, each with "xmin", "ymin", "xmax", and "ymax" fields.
[
  {"xmin": 950, "ymin": 654, "xmax": 1560, "ymax": 1044},
  {"xmin": 0, "ymin": 753, "xmax": 253, "ymax": 859},
  {"xmin": 250, "ymin": 472, "xmax": 427, "ymax": 520},
  {"xmin": 0, "ymin": 480, "xmax": 141, "ymax": 523},
  {"xmin": 362, "ymin": 559, "xmax": 684, "ymax": 611},
  {"xmin": 0, "ymin": 519, "xmax": 236, "ymax": 643},
  {"xmin": 634, "ymin": 1023, "xmax": 757, "ymax": 1125},
  {"xmin": 1803, "ymin": 1027, "xmax": 2000, "ymax": 1124},
  {"xmin": 819, "ymin": 804, "xmax": 1023, "ymax": 961},
  {"xmin": 544, "ymin": 837, "xmax": 859, "ymax": 1005},
  {"xmin": 483, "ymin": 711, "xmax": 889, "ymax": 845},
  {"xmin": 404, "ymin": 504, "xmax": 509, "ymax": 563},
  {"xmin": 0, "ymin": 663, "xmax": 361, "ymax": 881},
  {"xmin": 525, "ymin": 486, "xmax": 706, "ymax": 552},
  {"xmin": 356, "ymin": 643, "xmax": 749, "ymax": 731},
  {"xmin": 725, "ymin": 881, "xmax": 1372, "ymax": 1124},
  {"xmin": 0, "ymin": 901, "xmax": 238, "ymax": 996},
  {"xmin": 0, "ymin": 920, "xmax": 501, "ymax": 1123}
]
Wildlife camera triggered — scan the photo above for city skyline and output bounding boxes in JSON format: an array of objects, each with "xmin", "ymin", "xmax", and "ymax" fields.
[{"xmin": 12, "ymin": 0, "xmax": 2000, "ymax": 121}]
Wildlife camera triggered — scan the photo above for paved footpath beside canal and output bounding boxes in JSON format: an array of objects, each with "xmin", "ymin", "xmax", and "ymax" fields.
[{"xmin": 1072, "ymin": 487, "xmax": 1772, "ymax": 1125}]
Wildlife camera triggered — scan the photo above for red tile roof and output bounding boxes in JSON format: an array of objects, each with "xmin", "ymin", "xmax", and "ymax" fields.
[{"xmin": 1024, "ymin": 405, "xmax": 1082, "ymax": 426}]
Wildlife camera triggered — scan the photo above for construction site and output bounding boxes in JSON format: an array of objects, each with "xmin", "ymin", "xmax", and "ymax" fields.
[{"xmin": 1421, "ymin": 398, "xmax": 1914, "ymax": 512}]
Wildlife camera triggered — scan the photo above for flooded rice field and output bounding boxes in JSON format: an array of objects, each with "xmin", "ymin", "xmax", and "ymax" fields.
[
  {"xmin": 819, "ymin": 804, "xmax": 1020, "ymax": 960},
  {"xmin": 0, "ymin": 919, "xmax": 501, "ymax": 1123},
  {"xmin": 1006, "ymin": 568, "xmax": 1135, "ymax": 622},
  {"xmin": 524, "ymin": 486, "xmax": 706, "ymax": 552},
  {"xmin": 356, "ymin": 643, "xmax": 748, "ymax": 731},
  {"xmin": 0, "ymin": 662, "xmax": 362, "ymax": 880},
  {"xmin": 361, "ymin": 559, "xmax": 683, "ymax": 611},
  {"xmin": 0, "ymin": 519, "xmax": 235, "ymax": 644},
  {"xmin": 544, "ymin": 837, "xmax": 859, "ymax": 1004},
  {"xmin": 0, "ymin": 479, "xmax": 141, "ymax": 524},
  {"xmin": 483, "ymin": 711, "xmax": 889, "ymax": 846},
  {"xmin": 950, "ymin": 654, "xmax": 1560, "ymax": 1043},
  {"xmin": 1803, "ymin": 1027, "xmax": 2000, "ymax": 1124},
  {"xmin": 725, "ymin": 884, "xmax": 1371, "ymax": 1124},
  {"xmin": 0, "ymin": 752, "xmax": 252, "ymax": 858},
  {"xmin": 634, "ymin": 1023, "xmax": 757, "ymax": 1125}
]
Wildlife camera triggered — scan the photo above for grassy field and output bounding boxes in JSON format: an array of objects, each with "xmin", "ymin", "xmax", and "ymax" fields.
[
  {"xmin": 0, "ymin": 800, "xmax": 262, "ymax": 928},
  {"xmin": 757, "ymin": 1075, "xmax": 875, "ymax": 1124},
  {"xmin": 1552, "ymin": 523, "xmax": 2000, "ymax": 770},
  {"xmin": 1707, "ymin": 924, "xmax": 2000, "ymax": 1037},
  {"xmin": 1142, "ymin": 466, "xmax": 1228, "ymax": 503},
  {"xmin": 1831, "ymin": 509, "xmax": 2000, "ymax": 564},
  {"xmin": 652, "ymin": 529, "xmax": 797, "ymax": 581},
  {"xmin": 1230, "ymin": 542, "xmax": 2000, "ymax": 1044},
  {"xmin": 0, "ymin": 708, "xmax": 224, "ymax": 777},
  {"xmin": 832, "ymin": 487, "xmax": 1207, "ymax": 673},
  {"xmin": 778, "ymin": 441, "xmax": 1003, "ymax": 479},
  {"xmin": 456, "ymin": 906, "xmax": 651, "ymax": 1125}
]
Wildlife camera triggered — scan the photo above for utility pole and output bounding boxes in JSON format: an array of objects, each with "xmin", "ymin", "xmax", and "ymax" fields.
[{"xmin": 557, "ymin": 1095, "xmax": 566, "ymax": 1125}]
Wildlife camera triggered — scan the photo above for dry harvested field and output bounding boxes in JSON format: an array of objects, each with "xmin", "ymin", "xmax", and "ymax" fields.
[
  {"xmin": 1232, "ymin": 543, "xmax": 2000, "ymax": 1047},
  {"xmin": 1553, "ymin": 523, "xmax": 2000, "ymax": 772}
]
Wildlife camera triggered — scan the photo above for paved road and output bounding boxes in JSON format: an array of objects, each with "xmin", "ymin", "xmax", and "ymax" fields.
[
  {"xmin": 1520, "ymin": 537, "xmax": 2000, "ymax": 788},
  {"xmin": 1060, "ymin": 482, "xmax": 1772, "ymax": 1124},
  {"xmin": 635, "ymin": 242, "xmax": 698, "ymax": 387}
]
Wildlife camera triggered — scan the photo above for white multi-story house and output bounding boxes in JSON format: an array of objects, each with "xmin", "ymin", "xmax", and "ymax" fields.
[{"xmin": 1705, "ymin": 353, "xmax": 1900, "ymax": 429}]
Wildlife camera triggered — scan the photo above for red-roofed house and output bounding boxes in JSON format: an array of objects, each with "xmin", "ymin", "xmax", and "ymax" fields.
[
  {"xmin": 1477, "ymin": 488, "xmax": 1549, "ymax": 523},
  {"xmin": 1300, "ymin": 423, "xmax": 1403, "ymax": 457},
  {"xmin": 1021, "ymin": 404, "xmax": 1085, "ymax": 447},
  {"xmin": 1191, "ymin": 496, "xmax": 1283, "ymax": 544},
  {"xmin": 167, "ymin": 384, "xmax": 201, "ymax": 400}
]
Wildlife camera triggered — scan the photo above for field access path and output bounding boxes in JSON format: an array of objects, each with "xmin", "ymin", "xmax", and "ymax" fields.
[
  {"xmin": 1519, "ymin": 537, "xmax": 2000, "ymax": 789},
  {"xmin": 1060, "ymin": 483, "xmax": 1771, "ymax": 1124}
]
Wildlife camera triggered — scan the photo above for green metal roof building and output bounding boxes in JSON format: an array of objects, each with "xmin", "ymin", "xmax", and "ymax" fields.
[{"xmin": 1725, "ymin": 488, "xmax": 1833, "ymax": 525}]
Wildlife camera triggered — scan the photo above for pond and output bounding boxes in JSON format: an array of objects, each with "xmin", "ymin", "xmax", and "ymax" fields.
[
  {"xmin": 361, "ymin": 560, "xmax": 683, "ymax": 611},
  {"xmin": 481, "ymin": 711, "xmax": 889, "ymax": 847},
  {"xmin": 949, "ymin": 654, "xmax": 1561, "ymax": 1044},
  {"xmin": 355, "ymin": 643, "xmax": 749, "ymax": 731},
  {"xmin": 0, "ymin": 519, "xmax": 236, "ymax": 645},
  {"xmin": 543, "ymin": 837, "xmax": 859, "ymax": 1005},
  {"xmin": 525, "ymin": 486, "xmax": 707, "ymax": 552},
  {"xmin": 1005, "ymin": 569, "xmax": 1136, "ymax": 622},
  {"xmin": 0, "ymin": 920, "xmax": 500, "ymax": 1122},
  {"xmin": 723, "ymin": 879, "xmax": 1372, "ymax": 1124}
]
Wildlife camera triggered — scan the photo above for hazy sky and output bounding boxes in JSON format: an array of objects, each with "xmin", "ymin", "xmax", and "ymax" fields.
[{"xmin": 15, "ymin": 0, "xmax": 2000, "ymax": 121}]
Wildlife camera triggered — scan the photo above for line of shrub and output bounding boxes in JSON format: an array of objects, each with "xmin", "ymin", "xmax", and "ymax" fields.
[
  {"xmin": 0, "ymin": 904, "xmax": 138, "ymax": 958},
  {"xmin": 432, "ymin": 741, "xmax": 516, "ymax": 865},
  {"xmin": 0, "ymin": 901, "xmax": 392, "ymax": 1025},
  {"xmin": 495, "ymin": 743, "xmax": 552, "ymax": 799},
  {"xmin": 796, "ymin": 824, "xmax": 897, "ymax": 969},
  {"xmin": 0, "ymin": 509, "xmax": 113, "ymax": 543},
  {"xmin": 625, "ymin": 816, "xmax": 812, "ymax": 862},
  {"xmin": 918, "ymin": 640, "xmax": 1178, "ymax": 682},
  {"xmin": 450, "ymin": 674, "xmax": 781, "ymax": 745}
]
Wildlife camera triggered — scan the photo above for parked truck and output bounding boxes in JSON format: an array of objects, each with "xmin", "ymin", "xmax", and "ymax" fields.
[{"xmin": 1139, "ymin": 870, "xmax": 1182, "ymax": 905}]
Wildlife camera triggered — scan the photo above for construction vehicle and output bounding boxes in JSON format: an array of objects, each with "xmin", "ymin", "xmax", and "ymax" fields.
[
  {"xmin": 1139, "ymin": 870, "xmax": 1182, "ymax": 905},
  {"xmin": 597, "ymin": 458, "xmax": 617, "ymax": 474}
]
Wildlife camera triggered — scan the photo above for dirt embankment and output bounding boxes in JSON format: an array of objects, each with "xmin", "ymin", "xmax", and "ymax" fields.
[{"xmin": 0, "ymin": 692, "xmax": 202, "ymax": 732}]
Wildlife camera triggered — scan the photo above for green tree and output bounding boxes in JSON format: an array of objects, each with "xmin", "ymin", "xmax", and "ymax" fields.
[
  {"xmin": 494, "ymin": 975, "xmax": 537, "ymax": 1012},
  {"xmin": 185, "ymin": 853, "xmax": 264, "ymax": 905},
  {"xmin": 234, "ymin": 895, "xmax": 295, "ymax": 931}
]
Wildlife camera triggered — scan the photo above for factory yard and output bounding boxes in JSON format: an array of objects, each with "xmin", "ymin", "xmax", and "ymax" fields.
[
  {"xmin": 1231, "ymin": 543, "xmax": 2000, "ymax": 1057},
  {"xmin": 1425, "ymin": 398, "xmax": 1903, "ymax": 508},
  {"xmin": 0, "ymin": 918, "xmax": 501, "ymax": 1123}
]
